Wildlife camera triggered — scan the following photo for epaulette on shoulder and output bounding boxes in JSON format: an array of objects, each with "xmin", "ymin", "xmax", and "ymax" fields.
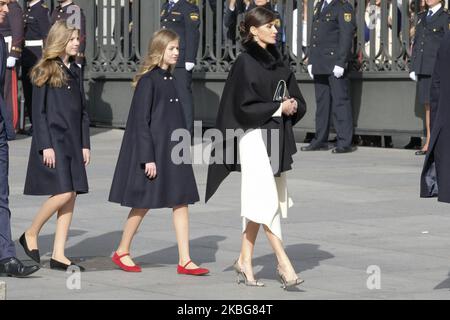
[{"xmin": 41, "ymin": 3, "xmax": 48, "ymax": 9}]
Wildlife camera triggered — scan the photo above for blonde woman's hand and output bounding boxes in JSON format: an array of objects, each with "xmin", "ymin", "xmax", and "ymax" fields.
[
  {"xmin": 83, "ymin": 148, "xmax": 91, "ymax": 166},
  {"xmin": 145, "ymin": 162, "xmax": 157, "ymax": 179},
  {"xmin": 43, "ymin": 148, "xmax": 56, "ymax": 168}
]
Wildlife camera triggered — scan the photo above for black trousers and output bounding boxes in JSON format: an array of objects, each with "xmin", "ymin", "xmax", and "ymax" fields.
[
  {"xmin": 0, "ymin": 121, "xmax": 16, "ymax": 260},
  {"xmin": 173, "ymin": 67, "xmax": 194, "ymax": 136},
  {"xmin": 311, "ymin": 74, "xmax": 353, "ymax": 149}
]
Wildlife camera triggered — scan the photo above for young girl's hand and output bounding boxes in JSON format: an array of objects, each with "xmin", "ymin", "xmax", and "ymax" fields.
[
  {"xmin": 83, "ymin": 148, "xmax": 91, "ymax": 166},
  {"xmin": 43, "ymin": 148, "xmax": 56, "ymax": 168},
  {"xmin": 145, "ymin": 162, "xmax": 157, "ymax": 179}
]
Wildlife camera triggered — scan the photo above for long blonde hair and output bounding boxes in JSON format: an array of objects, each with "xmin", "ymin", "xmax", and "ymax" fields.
[
  {"xmin": 31, "ymin": 20, "xmax": 80, "ymax": 88},
  {"xmin": 132, "ymin": 29, "xmax": 180, "ymax": 87}
]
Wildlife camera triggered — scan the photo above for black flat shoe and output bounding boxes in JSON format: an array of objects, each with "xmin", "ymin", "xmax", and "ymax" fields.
[
  {"xmin": 300, "ymin": 144, "xmax": 329, "ymax": 151},
  {"xmin": 50, "ymin": 259, "xmax": 85, "ymax": 272},
  {"xmin": 0, "ymin": 257, "xmax": 40, "ymax": 278},
  {"xmin": 332, "ymin": 146, "xmax": 356, "ymax": 154},
  {"xmin": 415, "ymin": 150, "xmax": 427, "ymax": 156},
  {"xmin": 19, "ymin": 233, "xmax": 40, "ymax": 264}
]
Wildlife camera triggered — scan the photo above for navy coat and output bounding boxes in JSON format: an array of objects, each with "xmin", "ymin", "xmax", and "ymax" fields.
[
  {"xmin": 410, "ymin": 7, "xmax": 450, "ymax": 76},
  {"xmin": 420, "ymin": 33, "xmax": 450, "ymax": 203},
  {"xmin": 24, "ymin": 61, "xmax": 90, "ymax": 196},
  {"xmin": 205, "ymin": 41, "xmax": 306, "ymax": 202},
  {"xmin": 109, "ymin": 67, "xmax": 199, "ymax": 209},
  {"xmin": 309, "ymin": 0, "xmax": 356, "ymax": 75}
]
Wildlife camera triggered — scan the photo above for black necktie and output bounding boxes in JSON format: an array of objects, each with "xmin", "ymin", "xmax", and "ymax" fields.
[{"xmin": 426, "ymin": 10, "xmax": 433, "ymax": 22}]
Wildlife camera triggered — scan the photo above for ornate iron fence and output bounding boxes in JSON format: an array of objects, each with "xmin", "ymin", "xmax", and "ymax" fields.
[{"xmin": 57, "ymin": 0, "xmax": 448, "ymax": 77}]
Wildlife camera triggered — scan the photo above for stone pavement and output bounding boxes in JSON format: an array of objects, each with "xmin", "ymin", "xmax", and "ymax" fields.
[{"xmin": 2, "ymin": 128, "xmax": 450, "ymax": 300}]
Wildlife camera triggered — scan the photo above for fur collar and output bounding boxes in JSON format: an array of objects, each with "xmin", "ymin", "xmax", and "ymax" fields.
[{"xmin": 243, "ymin": 41, "xmax": 285, "ymax": 70}]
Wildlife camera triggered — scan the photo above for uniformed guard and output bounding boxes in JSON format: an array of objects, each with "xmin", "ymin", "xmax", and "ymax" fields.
[
  {"xmin": 302, "ymin": 0, "xmax": 356, "ymax": 154},
  {"xmin": 0, "ymin": 0, "xmax": 23, "ymax": 133},
  {"xmin": 224, "ymin": 0, "xmax": 283, "ymax": 50},
  {"xmin": 51, "ymin": 0, "xmax": 86, "ymax": 66},
  {"xmin": 160, "ymin": 0, "xmax": 200, "ymax": 136},
  {"xmin": 409, "ymin": 0, "xmax": 450, "ymax": 156},
  {"xmin": 22, "ymin": 0, "xmax": 51, "ymax": 133}
]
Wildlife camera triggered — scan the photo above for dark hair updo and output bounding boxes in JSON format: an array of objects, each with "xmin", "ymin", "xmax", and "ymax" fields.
[{"xmin": 239, "ymin": 7, "xmax": 277, "ymax": 45}]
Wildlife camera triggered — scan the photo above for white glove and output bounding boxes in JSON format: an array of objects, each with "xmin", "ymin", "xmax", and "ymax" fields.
[
  {"xmin": 185, "ymin": 62, "xmax": 195, "ymax": 71},
  {"xmin": 307, "ymin": 65, "xmax": 314, "ymax": 79},
  {"xmin": 409, "ymin": 71, "xmax": 417, "ymax": 81},
  {"xmin": 6, "ymin": 57, "xmax": 17, "ymax": 68},
  {"xmin": 333, "ymin": 65, "xmax": 345, "ymax": 78}
]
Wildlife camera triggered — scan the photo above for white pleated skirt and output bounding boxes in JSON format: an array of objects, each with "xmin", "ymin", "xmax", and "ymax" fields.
[{"xmin": 239, "ymin": 128, "xmax": 293, "ymax": 241}]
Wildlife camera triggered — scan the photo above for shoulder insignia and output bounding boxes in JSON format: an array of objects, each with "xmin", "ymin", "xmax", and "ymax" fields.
[
  {"xmin": 344, "ymin": 12, "xmax": 352, "ymax": 22},
  {"xmin": 189, "ymin": 12, "xmax": 199, "ymax": 21},
  {"xmin": 42, "ymin": 4, "xmax": 48, "ymax": 9}
]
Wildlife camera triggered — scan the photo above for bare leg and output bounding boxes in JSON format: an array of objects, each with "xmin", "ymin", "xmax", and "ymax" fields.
[
  {"xmin": 263, "ymin": 225, "xmax": 299, "ymax": 282},
  {"xmin": 423, "ymin": 103, "xmax": 431, "ymax": 152},
  {"xmin": 172, "ymin": 205, "xmax": 201, "ymax": 269},
  {"xmin": 25, "ymin": 192, "xmax": 76, "ymax": 250},
  {"xmin": 237, "ymin": 221, "xmax": 260, "ymax": 282},
  {"xmin": 52, "ymin": 192, "xmax": 77, "ymax": 264},
  {"xmin": 116, "ymin": 208, "xmax": 149, "ymax": 267}
]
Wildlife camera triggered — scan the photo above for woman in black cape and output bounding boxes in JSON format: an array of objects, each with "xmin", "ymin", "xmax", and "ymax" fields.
[
  {"xmin": 206, "ymin": 7, "xmax": 307, "ymax": 289},
  {"xmin": 108, "ymin": 29, "xmax": 208, "ymax": 276}
]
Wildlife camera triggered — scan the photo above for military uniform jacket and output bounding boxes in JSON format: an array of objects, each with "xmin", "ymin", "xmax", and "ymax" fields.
[
  {"xmin": 51, "ymin": 2, "xmax": 86, "ymax": 65},
  {"xmin": 160, "ymin": 0, "xmax": 200, "ymax": 68},
  {"xmin": 23, "ymin": 1, "xmax": 51, "ymax": 68},
  {"xmin": 309, "ymin": 0, "xmax": 356, "ymax": 75},
  {"xmin": 410, "ymin": 7, "xmax": 450, "ymax": 75},
  {"xmin": 0, "ymin": 1, "xmax": 24, "ymax": 59},
  {"xmin": 24, "ymin": 60, "xmax": 90, "ymax": 196},
  {"xmin": 108, "ymin": 67, "xmax": 200, "ymax": 209}
]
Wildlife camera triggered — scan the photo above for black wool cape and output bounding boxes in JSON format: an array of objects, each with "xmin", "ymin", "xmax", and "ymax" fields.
[{"xmin": 205, "ymin": 41, "xmax": 307, "ymax": 202}]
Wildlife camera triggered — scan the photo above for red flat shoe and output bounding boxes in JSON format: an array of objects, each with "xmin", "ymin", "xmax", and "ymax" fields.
[
  {"xmin": 112, "ymin": 252, "xmax": 142, "ymax": 272},
  {"xmin": 177, "ymin": 260, "xmax": 209, "ymax": 276}
]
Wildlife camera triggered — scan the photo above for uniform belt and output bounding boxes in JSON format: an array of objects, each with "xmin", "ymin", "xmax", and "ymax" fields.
[
  {"xmin": 25, "ymin": 40, "xmax": 44, "ymax": 47},
  {"xmin": 4, "ymin": 36, "xmax": 12, "ymax": 52}
]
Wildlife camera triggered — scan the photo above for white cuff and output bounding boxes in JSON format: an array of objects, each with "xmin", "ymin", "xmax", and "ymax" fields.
[{"xmin": 272, "ymin": 103, "xmax": 283, "ymax": 117}]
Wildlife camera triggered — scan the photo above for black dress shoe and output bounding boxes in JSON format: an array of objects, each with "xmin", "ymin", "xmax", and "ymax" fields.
[
  {"xmin": 300, "ymin": 144, "xmax": 329, "ymax": 151},
  {"xmin": 332, "ymin": 146, "xmax": 355, "ymax": 154},
  {"xmin": 19, "ymin": 233, "xmax": 40, "ymax": 264},
  {"xmin": 0, "ymin": 257, "xmax": 40, "ymax": 278},
  {"xmin": 50, "ymin": 259, "xmax": 85, "ymax": 272},
  {"xmin": 415, "ymin": 150, "xmax": 427, "ymax": 156}
]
